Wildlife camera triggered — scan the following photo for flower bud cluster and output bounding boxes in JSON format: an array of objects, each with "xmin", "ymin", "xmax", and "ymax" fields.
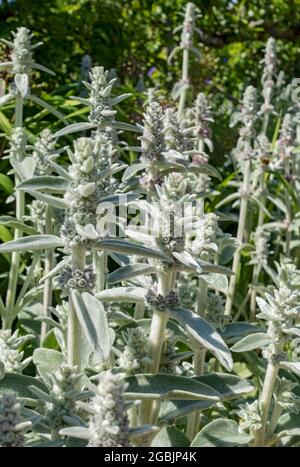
[
  {"xmin": 139, "ymin": 101, "xmax": 166, "ymax": 163},
  {"xmin": 206, "ymin": 292, "xmax": 230, "ymax": 330},
  {"xmin": 276, "ymin": 113, "xmax": 295, "ymax": 161},
  {"xmin": 159, "ymin": 329, "xmax": 178, "ymax": 374},
  {"xmin": 146, "ymin": 287, "xmax": 180, "ymax": 311},
  {"xmin": 186, "ymin": 213, "xmax": 219, "ymax": 261},
  {"xmin": 0, "ymin": 330, "xmax": 32, "ymax": 374},
  {"xmin": 238, "ymin": 400, "xmax": 262, "ymax": 436},
  {"xmin": 32, "ymin": 129, "xmax": 56, "ymax": 174},
  {"xmin": 180, "ymin": 3, "xmax": 197, "ymax": 50},
  {"xmin": 56, "ymin": 264, "xmax": 95, "ymax": 295},
  {"xmin": 163, "ymin": 108, "xmax": 187, "ymax": 153},
  {"xmin": 0, "ymin": 394, "xmax": 27, "ymax": 447},
  {"xmin": 9, "ymin": 126, "xmax": 27, "ymax": 160},
  {"xmin": 11, "ymin": 27, "xmax": 33, "ymax": 75},
  {"xmin": 117, "ymin": 327, "xmax": 151, "ymax": 375}
]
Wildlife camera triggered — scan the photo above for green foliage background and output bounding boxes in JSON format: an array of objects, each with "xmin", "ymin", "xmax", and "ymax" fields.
[{"xmin": 0, "ymin": 0, "xmax": 300, "ymax": 205}]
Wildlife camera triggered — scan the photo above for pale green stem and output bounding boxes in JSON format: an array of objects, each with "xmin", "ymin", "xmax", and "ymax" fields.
[
  {"xmin": 268, "ymin": 402, "xmax": 283, "ymax": 437},
  {"xmin": 284, "ymin": 160, "xmax": 292, "ymax": 257},
  {"xmin": 177, "ymin": 48, "xmax": 189, "ymax": 120},
  {"xmin": 138, "ymin": 269, "xmax": 174, "ymax": 432},
  {"xmin": 225, "ymin": 155, "xmax": 251, "ymax": 316},
  {"xmin": 254, "ymin": 361, "xmax": 279, "ymax": 447},
  {"xmin": 93, "ymin": 250, "xmax": 106, "ymax": 292},
  {"xmin": 67, "ymin": 245, "xmax": 86, "ymax": 367},
  {"xmin": 134, "ymin": 301, "xmax": 145, "ymax": 320},
  {"xmin": 4, "ymin": 95, "xmax": 24, "ymax": 329},
  {"xmin": 250, "ymin": 263, "xmax": 262, "ymax": 322},
  {"xmin": 40, "ymin": 205, "xmax": 54, "ymax": 343},
  {"xmin": 186, "ymin": 278, "xmax": 207, "ymax": 440}
]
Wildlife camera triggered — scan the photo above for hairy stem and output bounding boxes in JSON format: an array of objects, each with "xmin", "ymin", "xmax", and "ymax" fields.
[
  {"xmin": 67, "ymin": 245, "xmax": 86, "ymax": 367},
  {"xmin": 4, "ymin": 95, "xmax": 24, "ymax": 328},
  {"xmin": 225, "ymin": 156, "xmax": 251, "ymax": 316},
  {"xmin": 177, "ymin": 48, "xmax": 189, "ymax": 119},
  {"xmin": 40, "ymin": 205, "xmax": 54, "ymax": 343},
  {"xmin": 254, "ymin": 361, "xmax": 279, "ymax": 447}
]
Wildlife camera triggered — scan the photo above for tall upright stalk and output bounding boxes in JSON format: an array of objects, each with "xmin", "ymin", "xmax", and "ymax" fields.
[
  {"xmin": 41, "ymin": 205, "xmax": 54, "ymax": 343},
  {"xmin": 4, "ymin": 95, "xmax": 24, "ymax": 328},
  {"xmin": 67, "ymin": 245, "xmax": 86, "ymax": 367}
]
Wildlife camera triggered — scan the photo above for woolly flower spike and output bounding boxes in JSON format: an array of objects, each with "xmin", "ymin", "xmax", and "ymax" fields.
[
  {"xmin": 275, "ymin": 378, "xmax": 300, "ymax": 413},
  {"xmin": 8, "ymin": 126, "xmax": 27, "ymax": 160},
  {"xmin": 250, "ymin": 227, "xmax": 269, "ymax": 265},
  {"xmin": 163, "ymin": 108, "xmax": 187, "ymax": 153},
  {"xmin": 0, "ymin": 330, "xmax": 32, "ymax": 374},
  {"xmin": 88, "ymin": 372, "xmax": 130, "ymax": 447},
  {"xmin": 60, "ymin": 372, "xmax": 130, "ymax": 447},
  {"xmin": 186, "ymin": 212, "xmax": 219, "ymax": 262},
  {"xmin": 11, "ymin": 27, "xmax": 33, "ymax": 75},
  {"xmin": 240, "ymin": 86, "xmax": 258, "ymax": 136},
  {"xmin": 206, "ymin": 292, "xmax": 230, "ymax": 330},
  {"xmin": 193, "ymin": 92, "xmax": 214, "ymax": 148},
  {"xmin": 139, "ymin": 101, "xmax": 166, "ymax": 163},
  {"xmin": 87, "ymin": 66, "xmax": 117, "ymax": 132},
  {"xmin": 42, "ymin": 364, "xmax": 84, "ymax": 431},
  {"xmin": 180, "ymin": 2, "xmax": 197, "ymax": 50},
  {"xmin": 276, "ymin": 113, "xmax": 295, "ymax": 161},
  {"xmin": 238, "ymin": 400, "xmax": 262, "ymax": 437},
  {"xmin": 0, "ymin": 393, "xmax": 30, "ymax": 447},
  {"xmin": 61, "ymin": 135, "xmax": 115, "ymax": 248},
  {"xmin": 118, "ymin": 327, "xmax": 151, "ymax": 375},
  {"xmin": 32, "ymin": 129, "xmax": 57, "ymax": 174},
  {"xmin": 256, "ymin": 261, "xmax": 300, "ymax": 363},
  {"xmin": 261, "ymin": 37, "xmax": 277, "ymax": 85}
]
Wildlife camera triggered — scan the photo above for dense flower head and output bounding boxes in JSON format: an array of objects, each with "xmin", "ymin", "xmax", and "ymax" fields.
[
  {"xmin": 88, "ymin": 66, "xmax": 117, "ymax": 133},
  {"xmin": 163, "ymin": 108, "xmax": 187, "ymax": 153},
  {"xmin": 139, "ymin": 101, "xmax": 166, "ymax": 163},
  {"xmin": 11, "ymin": 27, "xmax": 33, "ymax": 75},
  {"xmin": 0, "ymin": 330, "xmax": 32, "ymax": 374},
  {"xmin": 0, "ymin": 393, "xmax": 26, "ymax": 447},
  {"xmin": 9, "ymin": 126, "xmax": 26, "ymax": 160},
  {"xmin": 32, "ymin": 129, "xmax": 56, "ymax": 174},
  {"xmin": 180, "ymin": 2, "xmax": 197, "ymax": 49},
  {"xmin": 117, "ymin": 327, "xmax": 151, "ymax": 374},
  {"xmin": 87, "ymin": 372, "xmax": 130, "ymax": 447}
]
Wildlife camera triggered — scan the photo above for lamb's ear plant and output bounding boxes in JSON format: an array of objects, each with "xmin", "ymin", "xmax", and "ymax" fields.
[
  {"xmin": 225, "ymin": 86, "xmax": 258, "ymax": 316},
  {"xmin": 1, "ymin": 15, "xmax": 300, "ymax": 448}
]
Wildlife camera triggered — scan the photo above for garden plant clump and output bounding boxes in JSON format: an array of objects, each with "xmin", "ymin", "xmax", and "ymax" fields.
[{"xmin": 1, "ymin": 3, "xmax": 300, "ymax": 448}]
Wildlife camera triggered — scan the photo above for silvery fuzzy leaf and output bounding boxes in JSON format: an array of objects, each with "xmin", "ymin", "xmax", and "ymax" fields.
[
  {"xmin": 0, "ymin": 234, "xmax": 64, "ymax": 253},
  {"xmin": 256, "ymin": 297, "xmax": 274, "ymax": 320},
  {"xmin": 53, "ymin": 122, "xmax": 96, "ymax": 139},
  {"xmin": 108, "ymin": 263, "xmax": 156, "ymax": 284},
  {"xmin": 59, "ymin": 427, "xmax": 90, "ymax": 440},
  {"xmin": 191, "ymin": 418, "xmax": 252, "ymax": 447},
  {"xmin": 130, "ymin": 425, "xmax": 159, "ymax": 440},
  {"xmin": 0, "ymin": 362, "xmax": 5, "ymax": 380},
  {"xmin": 198, "ymin": 260, "xmax": 234, "ymax": 276},
  {"xmin": 11, "ymin": 157, "xmax": 36, "ymax": 180},
  {"xmin": 231, "ymin": 333, "xmax": 271, "ymax": 352},
  {"xmin": 32, "ymin": 63, "xmax": 55, "ymax": 76},
  {"xmin": 94, "ymin": 239, "xmax": 173, "ymax": 263},
  {"xmin": 160, "ymin": 374, "xmax": 254, "ymax": 423},
  {"xmin": 17, "ymin": 176, "xmax": 68, "ymax": 193},
  {"xmin": 172, "ymin": 81, "xmax": 189, "ymax": 100},
  {"xmin": 125, "ymin": 373, "xmax": 221, "ymax": 401},
  {"xmin": 28, "ymin": 190, "xmax": 69, "ymax": 209},
  {"xmin": 0, "ymin": 61, "xmax": 12, "ymax": 68},
  {"xmin": 0, "ymin": 373, "xmax": 48, "ymax": 400},
  {"xmin": 204, "ymin": 137, "xmax": 214, "ymax": 152},
  {"xmin": 168, "ymin": 307, "xmax": 233, "ymax": 371},
  {"xmin": 113, "ymin": 121, "xmax": 140, "ymax": 132},
  {"xmin": 49, "ymin": 161, "xmax": 72, "ymax": 180},
  {"xmin": 0, "ymin": 215, "xmax": 37, "ymax": 235},
  {"xmin": 71, "ymin": 290, "xmax": 111, "ymax": 362},
  {"xmin": 125, "ymin": 229, "xmax": 156, "ymax": 249},
  {"xmin": 188, "ymin": 163, "xmax": 221, "ymax": 180},
  {"xmin": 111, "ymin": 93, "xmax": 132, "ymax": 105},
  {"xmin": 151, "ymin": 425, "xmax": 189, "ymax": 447},
  {"xmin": 29, "ymin": 95, "xmax": 67, "ymax": 124},
  {"xmin": 75, "ymin": 223, "xmax": 98, "ymax": 240},
  {"xmin": 201, "ymin": 273, "xmax": 228, "ymax": 293},
  {"xmin": 81, "ymin": 156, "xmax": 94, "ymax": 174},
  {"xmin": 100, "ymin": 109, "xmax": 116, "ymax": 117},
  {"xmin": 229, "ymin": 112, "xmax": 243, "ymax": 128},
  {"xmin": 0, "ymin": 93, "xmax": 14, "ymax": 106},
  {"xmin": 279, "ymin": 361, "xmax": 300, "ymax": 377},
  {"xmin": 283, "ymin": 326, "xmax": 300, "ymax": 337},
  {"xmin": 167, "ymin": 45, "xmax": 182, "ymax": 64},
  {"xmin": 173, "ymin": 250, "xmax": 202, "ymax": 273},
  {"xmin": 81, "ymin": 292, "xmax": 111, "ymax": 362},
  {"xmin": 96, "ymin": 286, "xmax": 147, "ymax": 303},
  {"xmin": 216, "ymin": 192, "xmax": 240, "ymax": 209},
  {"xmin": 77, "ymin": 182, "xmax": 95, "ymax": 197},
  {"xmin": 32, "ymin": 348, "xmax": 64, "ymax": 384},
  {"xmin": 14, "ymin": 73, "xmax": 29, "ymax": 97}
]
